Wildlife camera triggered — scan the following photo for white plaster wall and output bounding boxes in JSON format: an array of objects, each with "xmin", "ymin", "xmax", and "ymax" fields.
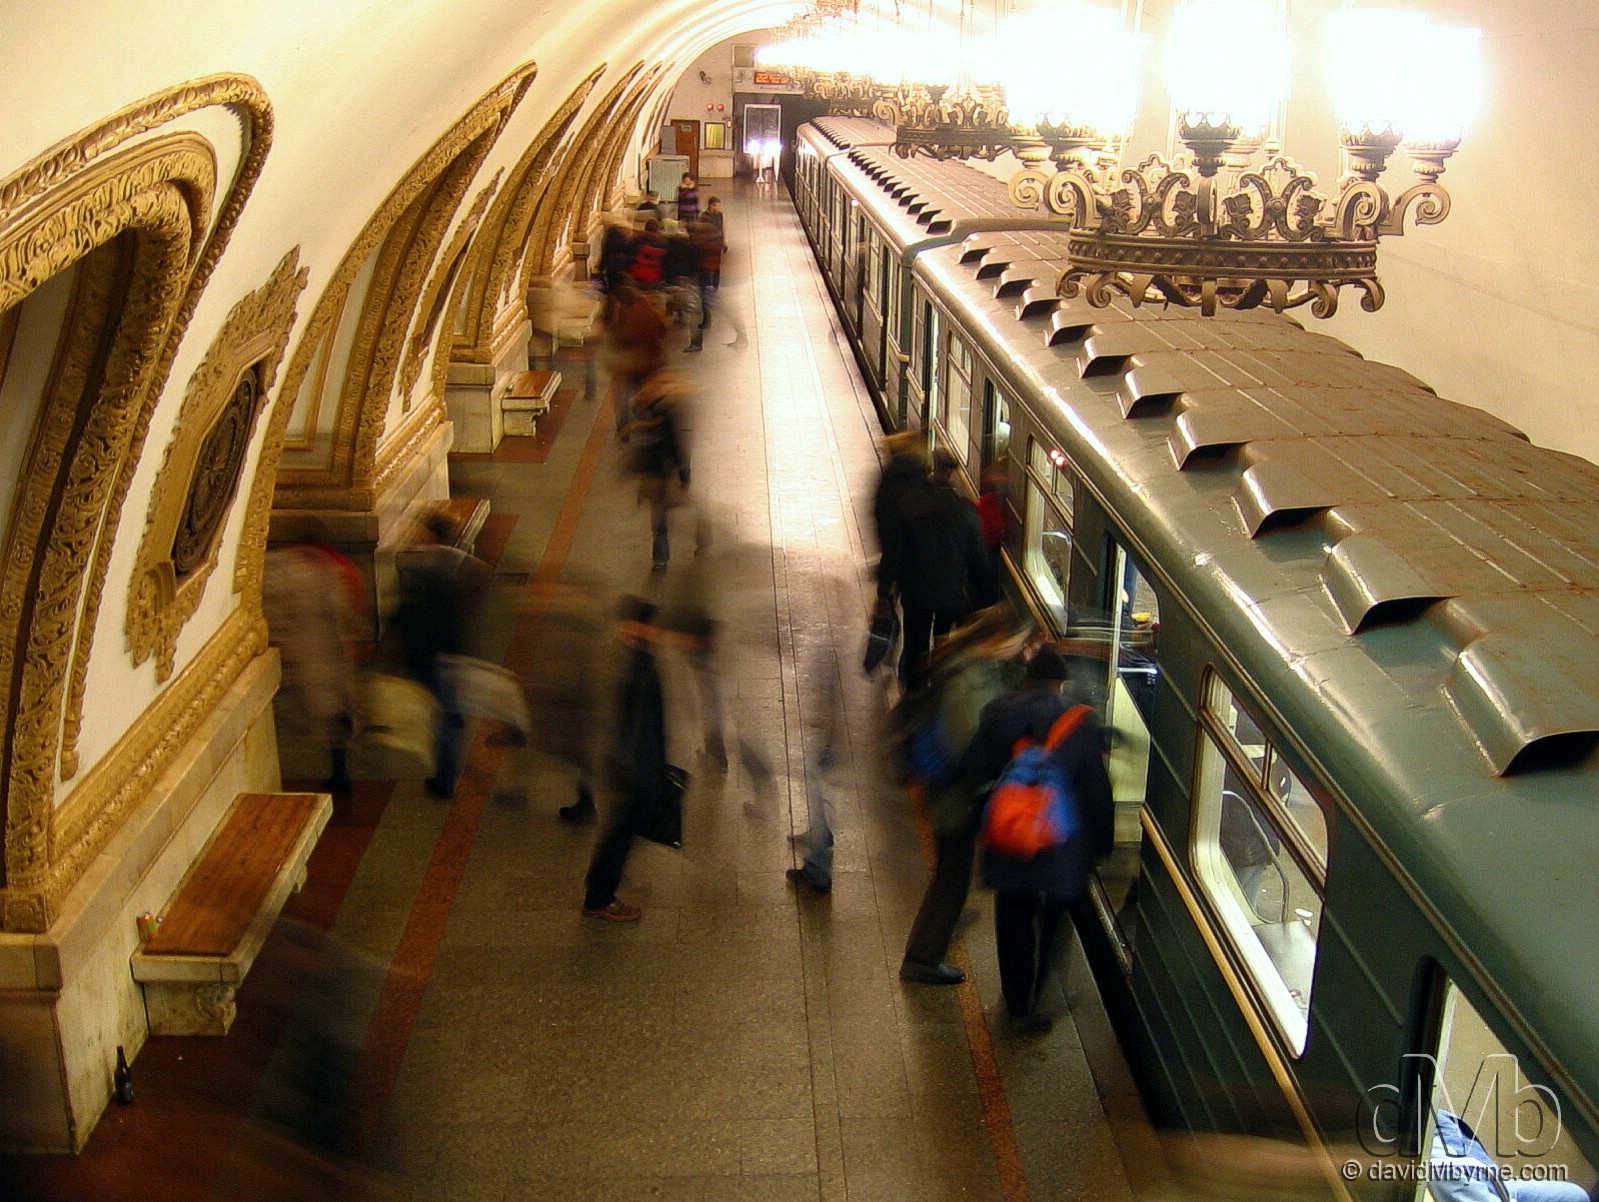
[{"xmin": 3, "ymin": 0, "xmax": 803, "ymax": 807}]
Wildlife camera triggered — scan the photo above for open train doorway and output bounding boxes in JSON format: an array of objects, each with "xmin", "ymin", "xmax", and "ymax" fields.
[{"xmin": 1088, "ymin": 542, "xmax": 1159, "ymax": 972}]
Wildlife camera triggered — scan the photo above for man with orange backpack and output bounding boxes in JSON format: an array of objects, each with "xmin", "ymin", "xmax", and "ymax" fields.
[{"xmin": 962, "ymin": 647, "xmax": 1114, "ymax": 1033}]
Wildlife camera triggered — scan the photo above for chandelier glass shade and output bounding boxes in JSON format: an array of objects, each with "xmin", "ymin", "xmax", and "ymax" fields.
[{"xmin": 1004, "ymin": 1, "xmax": 1481, "ymax": 318}]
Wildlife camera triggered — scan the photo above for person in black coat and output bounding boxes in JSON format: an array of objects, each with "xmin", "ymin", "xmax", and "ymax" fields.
[
  {"xmin": 392, "ymin": 513, "xmax": 490, "ymax": 800},
  {"xmin": 872, "ymin": 432, "xmax": 927, "ymax": 597},
  {"xmin": 581, "ymin": 596, "xmax": 672, "ymax": 922},
  {"xmin": 961, "ymin": 647, "xmax": 1115, "ymax": 1032},
  {"xmin": 891, "ymin": 448, "xmax": 995, "ymax": 691}
]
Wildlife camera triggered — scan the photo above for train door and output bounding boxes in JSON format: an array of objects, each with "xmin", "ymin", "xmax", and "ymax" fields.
[
  {"xmin": 1091, "ymin": 541, "xmax": 1160, "ymax": 970},
  {"xmin": 885, "ymin": 251, "xmax": 905, "ymax": 425},
  {"xmin": 981, "ymin": 379, "xmax": 1011, "ymax": 471},
  {"xmin": 853, "ymin": 212, "xmax": 868, "ymax": 334}
]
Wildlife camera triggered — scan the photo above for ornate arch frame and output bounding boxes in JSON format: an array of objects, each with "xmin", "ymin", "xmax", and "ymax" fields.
[
  {"xmin": 0, "ymin": 76, "xmax": 273, "ymax": 933},
  {"xmin": 521, "ymin": 64, "xmax": 650, "ymax": 289},
  {"xmin": 126, "ymin": 249, "xmax": 308, "ymax": 682},
  {"xmin": 453, "ymin": 65, "xmax": 607, "ymax": 365},
  {"xmin": 263, "ymin": 62, "xmax": 538, "ymax": 516},
  {"xmin": 401, "ymin": 174, "xmax": 500, "ymax": 406}
]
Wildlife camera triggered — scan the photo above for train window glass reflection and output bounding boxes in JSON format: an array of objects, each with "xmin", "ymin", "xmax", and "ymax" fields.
[
  {"xmin": 945, "ymin": 331, "xmax": 972, "ymax": 460},
  {"xmin": 1417, "ymin": 983, "xmax": 1596, "ymax": 1202},
  {"xmin": 1195, "ymin": 675, "xmax": 1328, "ymax": 1055},
  {"xmin": 923, "ymin": 304, "xmax": 943, "ymax": 427},
  {"xmin": 1023, "ymin": 437, "xmax": 1073, "ymax": 623}
]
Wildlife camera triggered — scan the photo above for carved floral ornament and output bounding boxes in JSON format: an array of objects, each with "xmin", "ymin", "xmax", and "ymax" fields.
[
  {"xmin": 0, "ymin": 76, "xmax": 273, "ymax": 933},
  {"xmin": 127, "ymin": 248, "xmax": 308, "ymax": 681}
]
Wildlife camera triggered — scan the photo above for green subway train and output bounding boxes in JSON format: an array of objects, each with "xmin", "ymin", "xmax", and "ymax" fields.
[{"xmin": 794, "ymin": 115, "xmax": 1599, "ymax": 1202}]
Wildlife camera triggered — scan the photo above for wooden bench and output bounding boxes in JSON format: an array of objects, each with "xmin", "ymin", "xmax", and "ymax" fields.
[
  {"xmin": 131, "ymin": 792, "xmax": 332, "ymax": 1035},
  {"xmin": 501, "ymin": 369, "xmax": 562, "ymax": 437}
]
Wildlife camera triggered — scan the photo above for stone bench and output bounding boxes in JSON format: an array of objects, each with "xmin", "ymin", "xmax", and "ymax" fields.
[
  {"xmin": 501, "ymin": 370, "xmax": 562, "ymax": 437},
  {"xmin": 131, "ymin": 791, "xmax": 332, "ymax": 1035}
]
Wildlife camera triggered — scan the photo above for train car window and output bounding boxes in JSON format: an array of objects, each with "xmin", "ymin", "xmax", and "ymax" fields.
[
  {"xmin": 1407, "ymin": 983, "xmax": 1596, "ymax": 1202},
  {"xmin": 982, "ymin": 380, "xmax": 1011, "ymax": 470},
  {"xmin": 1195, "ymin": 674, "xmax": 1328, "ymax": 1055},
  {"xmin": 1023, "ymin": 437, "xmax": 1074, "ymax": 624},
  {"xmin": 944, "ymin": 332, "xmax": 972, "ymax": 461}
]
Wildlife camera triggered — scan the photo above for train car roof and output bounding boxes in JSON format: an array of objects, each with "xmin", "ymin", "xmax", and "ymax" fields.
[
  {"xmin": 800, "ymin": 117, "xmax": 1061, "ymax": 250},
  {"xmin": 825, "ymin": 146, "xmax": 1599, "ymax": 1115}
]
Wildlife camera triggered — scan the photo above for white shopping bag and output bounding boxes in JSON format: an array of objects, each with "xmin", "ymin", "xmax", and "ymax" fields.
[{"xmin": 437, "ymin": 655, "xmax": 532, "ymax": 737}]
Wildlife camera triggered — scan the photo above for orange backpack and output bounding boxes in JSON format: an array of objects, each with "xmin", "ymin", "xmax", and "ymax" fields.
[{"xmin": 981, "ymin": 706, "xmax": 1090, "ymax": 860}]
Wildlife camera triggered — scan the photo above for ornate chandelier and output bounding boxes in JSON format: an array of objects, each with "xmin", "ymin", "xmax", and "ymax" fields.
[
  {"xmin": 761, "ymin": 0, "xmax": 1479, "ymax": 318},
  {"xmin": 762, "ymin": 0, "xmax": 1019, "ymax": 160},
  {"xmin": 1000, "ymin": 1, "xmax": 1482, "ymax": 318}
]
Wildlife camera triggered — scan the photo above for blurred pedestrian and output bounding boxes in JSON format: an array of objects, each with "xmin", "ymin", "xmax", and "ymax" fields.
[
  {"xmin": 786, "ymin": 649, "xmax": 843, "ymax": 895},
  {"xmin": 899, "ymin": 605, "xmax": 1029, "ymax": 984},
  {"xmin": 656, "ymin": 512, "xmax": 774, "ymax": 788},
  {"xmin": 869, "ymin": 431, "xmax": 928, "ymax": 676},
  {"xmin": 630, "ymin": 217, "xmax": 667, "ymax": 290},
  {"xmin": 891, "ymin": 448, "xmax": 993, "ymax": 690},
  {"xmin": 701, "ymin": 197, "xmax": 725, "ymax": 281},
  {"xmin": 634, "ymin": 189, "xmax": 662, "ymax": 224},
  {"xmin": 392, "ymin": 512, "xmax": 490, "ymax": 800},
  {"xmin": 581, "ymin": 596, "xmax": 683, "ymax": 921},
  {"xmin": 961, "ymin": 647, "xmax": 1115, "ymax": 1032},
  {"xmin": 597, "ymin": 217, "xmax": 634, "ymax": 294},
  {"xmin": 624, "ymin": 368, "xmax": 692, "ymax": 571},
  {"xmin": 263, "ymin": 541, "xmax": 366, "ymax": 794},
  {"xmin": 598, "ymin": 278, "xmax": 667, "ymax": 440},
  {"xmin": 663, "ymin": 226, "xmax": 704, "ymax": 351}
]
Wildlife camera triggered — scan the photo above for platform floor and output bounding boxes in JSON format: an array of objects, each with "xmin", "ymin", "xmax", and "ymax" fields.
[{"xmin": 1, "ymin": 181, "xmax": 1151, "ymax": 1202}]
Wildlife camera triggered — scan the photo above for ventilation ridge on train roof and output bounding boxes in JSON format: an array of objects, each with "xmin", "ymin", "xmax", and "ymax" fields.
[{"xmin": 931, "ymin": 186, "xmax": 1599, "ymax": 778}]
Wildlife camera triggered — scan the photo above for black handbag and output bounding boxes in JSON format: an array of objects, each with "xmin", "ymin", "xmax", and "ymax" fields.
[
  {"xmin": 863, "ymin": 602, "xmax": 899, "ymax": 672},
  {"xmin": 636, "ymin": 764, "xmax": 686, "ymax": 848}
]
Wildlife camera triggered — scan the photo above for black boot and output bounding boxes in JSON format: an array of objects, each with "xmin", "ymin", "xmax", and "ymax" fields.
[
  {"xmin": 559, "ymin": 784, "xmax": 597, "ymax": 824},
  {"xmin": 324, "ymin": 747, "xmax": 352, "ymax": 795}
]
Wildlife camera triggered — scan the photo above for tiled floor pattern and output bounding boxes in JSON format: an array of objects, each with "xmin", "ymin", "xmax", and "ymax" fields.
[{"xmin": 0, "ymin": 182, "xmax": 1142, "ymax": 1202}]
